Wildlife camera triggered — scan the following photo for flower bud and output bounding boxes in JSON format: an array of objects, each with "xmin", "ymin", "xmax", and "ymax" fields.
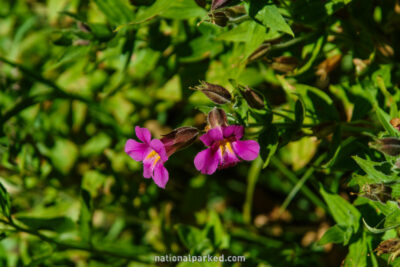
[
  {"xmin": 190, "ymin": 81, "xmax": 232, "ymax": 104},
  {"xmin": 370, "ymin": 137, "xmax": 400, "ymax": 156},
  {"xmin": 239, "ymin": 86, "xmax": 265, "ymax": 110},
  {"xmin": 211, "ymin": 0, "xmax": 232, "ymax": 10},
  {"xmin": 207, "ymin": 108, "xmax": 228, "ymax": 128},
  {"xmin": 375, "ymin": 238, "xmax": 400, "ymax": 262},
  {"xmin": 161, "ymin": 127, "xmax": 199, "ymax": 156},
  {"xmin": 390, "ymin": 118, "xmax": 400, "ymax": 131}
]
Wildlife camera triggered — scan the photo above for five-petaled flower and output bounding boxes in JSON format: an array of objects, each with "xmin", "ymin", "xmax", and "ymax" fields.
[
  {"xmin": 125, "ymin": 126, "xmax": 169, "ymax": 188},
  {"xmin": 194, "ymin": 125, "xmax": 260, "ymax": 174}
]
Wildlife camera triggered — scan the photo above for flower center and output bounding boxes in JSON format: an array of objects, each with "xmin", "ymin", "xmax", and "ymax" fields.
[
  {"xmin": 219, "ymin": 139, "xmax": 234, "ymax": 157},
  {"xmin": 146, "ymin": 150, "xmax": 161, "ymax": 166}
]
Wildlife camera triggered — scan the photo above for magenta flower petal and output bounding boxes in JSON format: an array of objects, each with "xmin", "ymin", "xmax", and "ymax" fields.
[
  {"xmin": 223, "ymin": 125, "xmax": 244, "ymax": 140},
  {"xmin": 199, "ymin": 127, "xmax": 224, "ymax": 146},
  {"xmin": 125, "ymin": 139, "xmax": 151, "ymax": 161},
  {"xmin": 232, "ymin": 140, "xmax": 260, "ymax": 161},
  {"xmin": 150, "ymin": 139, "xmax": 168, "ymax": 162},
  {"xmin": 194, "ymin": 147, "xmax": 220, "ymax": 174},
  {"xmin": 135, "ymin": 126, "xmax": 152, "ymax": 144},
  {"xmin": 142, "ymin": 160, "xmax": 153, "ymax": 178},
  {"xmin": 153, "ymin": 163, "xmax": 169, "ymax": 188}
]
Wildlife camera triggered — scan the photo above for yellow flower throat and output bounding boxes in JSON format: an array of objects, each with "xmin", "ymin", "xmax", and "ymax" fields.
[{"xmin": 146, "ymin": 150, "xmax": 161, "ymax": 166}]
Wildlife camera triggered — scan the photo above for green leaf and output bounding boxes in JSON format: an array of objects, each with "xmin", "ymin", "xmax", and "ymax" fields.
[
  {"xmin": 343, "ymin": 233, "xmax": 369, "ymax": 267},
  {"xmin": 82, "ymin": 170, "xmax": 107, "ymax": 197},
  {"xmin": 81, "ymin": 133, "xmax": 111, "ymax": 157},
  {"xmin": 320, "ymin": 186, "xmax": 361, "ymax": 231},
  {"xmin": 93, "ymin": 0, "xmax": 134, "ymax": 25},
  {"xmin": 115, "ymin": 0, "xmax": 173, "ymax": 30},
  {"xmin": 319, "ymin": 224, "xmax": 352, "ymax": 245},
  {"xmin": 176, "ymin": 224, "xmax": 213, "ymax": 254},
  {"xmin": 204, "ymin": 211, "xmax": 229, "ymax": 249},
  {"xmin": 325, "ymin": 0, "xmax": 353, "ymax": 15},
  {"xmin": 277, "ymin": 76, "xmax": 339, "ymax": 122},
  {"xmin": 253, "ymin": 4, "xmax": 294, "ymax": 36},
  {"xmin": 376, "ymin": 107, "xmax": 399, "ymax": 137},
  {"xmin": 217, "ymin": 21, "xmax": 280, "ymax": 43},
  {"xmin": 352, "ymin": 156, "xmax": 398, "ymax": 183},
  {"xmin": 49, "ymin": 139, "xmax": 78, "ymax": 175},
  {"xmin": 16, "ymin": 216, "xmax": 76, "ymax": 233},
  {"xmin": 0, "ymin": 181, "xmax": 11, "ymax": 218},
  {"xmin": 161, "ymin": 0, "xmax": 207, "ymax": 19}
]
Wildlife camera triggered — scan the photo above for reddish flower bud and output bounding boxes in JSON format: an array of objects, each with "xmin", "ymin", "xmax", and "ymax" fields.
[
  {"xmin": 160, "ymin": 127, "xmax": 199, "ymax": 156},
  {"xmin": 207, "ymin": 108, "xmax": 228, "ymax": 128},
  {"xmin": 191, "ymin": 81, "xmax": 232, "ymax": 104},
  {"xmin": 239, "ymin": 86, "xmax": 265, "ymax": 110},
  {"xmin": 370, "ymin": 137, "xmax": 400, "ymax": 156}
]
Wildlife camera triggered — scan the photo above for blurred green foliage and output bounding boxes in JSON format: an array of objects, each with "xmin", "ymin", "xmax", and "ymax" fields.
[{"xmin": 1, "ymin": 0, "xmax": 400, "ymax": 266}]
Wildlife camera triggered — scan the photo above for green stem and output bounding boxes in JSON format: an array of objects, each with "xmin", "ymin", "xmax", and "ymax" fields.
[
  {"xmin": 0, "ymin": 56, "xmax": 62, "ymax": 92},
  {"xmin": 278, "ymin": 154, "xmax": 326, "ymax": 216},
  {"xmin": 271, "ymin": 157, "xmax": 327, "ymax": 211},
  {"xmin": 243, "ymin": 157, "xmax": 263, "ymax": 224},
  {"xmin": 229, "ymin": 14, "xmax": 251, "ymax": 24},
  {"xmin": 0, "ymin": 218, "xmax": 152, "ymax": 263}
]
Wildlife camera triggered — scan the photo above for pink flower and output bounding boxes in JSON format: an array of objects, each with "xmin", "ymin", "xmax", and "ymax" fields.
[
  {"xmin": 125, "ymin": 126, "xmax": 169, "ymax": 188},
  {"xmin": 194, "ymin": 125, "xmax": 260, "ymax": 174}
]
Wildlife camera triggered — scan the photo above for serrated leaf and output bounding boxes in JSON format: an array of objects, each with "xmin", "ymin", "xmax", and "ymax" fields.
[
  {"xmin": 352, "ymin": 156, "xmax": 398, "ymax": 183},
  {"xmin": 254, "ymin": 4, "xmax": 294, "ymax": 36}
]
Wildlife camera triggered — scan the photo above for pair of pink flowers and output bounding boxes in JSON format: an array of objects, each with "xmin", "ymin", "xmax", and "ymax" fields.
[{"xmin": 124, "ymin": 110, "xmax": 260, "ymax": 188}]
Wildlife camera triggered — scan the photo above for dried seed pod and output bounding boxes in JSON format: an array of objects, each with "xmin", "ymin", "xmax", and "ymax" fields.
[
  {"xmin": 315, "ymin": 54, "xmax": 342, "ymax": 81},
  {"xmin": 361, "ymin": 183, "xmax": 392, "ymax": 203},
  {"xmin": 370, "ymin": 137, "xmax": 400, "ymax": 156},
  {"xmin": 390, "ymin": 118, "xmax": 400, "ymax": 131},
  {"xmin": 207, "ymin": 107, "xmax": 228, "ymax": 128},
  {"xmin": 375, "ymin": 238, "xmax": 400, "ymax": 262},
  {"xmin": 161, "ymin": 127, "xmax": 199, "ymax": 156},
  {"xmin": 240, "ymin": 86, "xmax": 265, "ymax": 110},
  {"xmin": 211, "ymin": 0, "xmax": 232, "ymax": 10},
  {"xmin": 271, "ymin": 56, "xmax": 298, "ymax": 73},
  {"xmin": 208, "ymin": 11, "xmax": 229, "ymax": 27},
  {"xmin": 190, "ymin": 81, "xmax": 232, "ymax": 104}
]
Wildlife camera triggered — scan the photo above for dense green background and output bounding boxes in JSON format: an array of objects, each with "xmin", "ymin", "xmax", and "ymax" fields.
[{"xmin": 1, "ymin": 0, "xmax": 400, "ymax": 266}]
